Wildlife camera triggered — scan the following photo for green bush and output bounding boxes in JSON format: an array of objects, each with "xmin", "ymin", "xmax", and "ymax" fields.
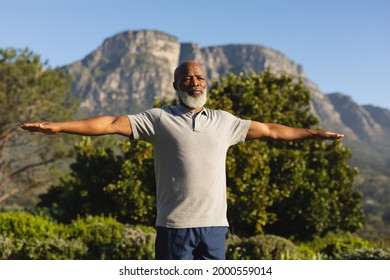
[
  {"xmin": 0, "ymin": 211, "xmax": 64, "ymax": 240},
  {"xmin": 0, "ymin": 212, "xmax": 86, "ymax": 259},
  {"xmin": 0, "ymin": 212, "xmax": 155, "ymax": 260},
  {"xmin": 114, "ymin": 226, "xmax": 155, "ymax": 260},
  {"xmin": 0, "ymin": 235, "xmax": 87, "ymax": 260},
  {"xmin": 226, "ymin": 234, "xmax": 301, "ymax": 260},
  {"xmin": 304, "ymin": 232, "xmax": 375, "ymax": 259},
  {"xmin": 296, "ymin": 244, "xmax": 323, "ymax": 260},
  {"xmin": 67, "ymin": 215, "xmax": 155, "ymax": 259},
  {"xmin": 341, "ymin": 248, "xmax": 390, "ymax": 260}
]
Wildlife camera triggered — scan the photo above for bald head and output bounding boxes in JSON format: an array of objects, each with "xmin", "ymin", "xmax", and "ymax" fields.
[{"xmin": 174, "ymin": 61, "xmax": 206, "ymax": 83}]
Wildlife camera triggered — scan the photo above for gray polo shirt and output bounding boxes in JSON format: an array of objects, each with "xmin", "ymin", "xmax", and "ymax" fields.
[{"xmin": 128, "ymin": 104, "xmax": 251, "ymax": 228}]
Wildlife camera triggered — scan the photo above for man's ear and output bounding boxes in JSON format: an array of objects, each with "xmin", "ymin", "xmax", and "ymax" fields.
[{"xmin": 173, "ymin": 81, "xmax": 178, "ymax": 90}]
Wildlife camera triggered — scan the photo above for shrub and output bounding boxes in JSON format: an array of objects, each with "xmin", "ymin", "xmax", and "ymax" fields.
[
  {"xmin": 0, "ymin": 211, "xmax": 64, "ymax": 241},
  {"xmin": 226, "ymin": 234, "xmax": 301, "ymax": 260},
  {"xmin": 114, "ymin": 226, "xmax": 155, "ymax": 260},
  {"xmin": 0, "ymin": 212, "xmax": 86, "ymax": 259},
  {"xmin": 1, "ymin": 236, "xmax": 87, "ymax": 260},
  {"xmin": 0, "ymin": 212, "xmax": 155, "ymax": 260},
  {"xmin": 305, "ymin": 232, "xmax": 374, "ymax": 259},
  {"xmin": 67, "ymin": 215, "xmax": 155, "ymax": 259},
  {"xmin": 0, "ymin": 236, "xmax": 14, "ymax": 259},
  {"xmin": 296, "ymin": 244, "xmax": 323, "ymax": 260},
  {"xmin": 341, "ymin": 248, "xmax": 390, "ymax": 260}
]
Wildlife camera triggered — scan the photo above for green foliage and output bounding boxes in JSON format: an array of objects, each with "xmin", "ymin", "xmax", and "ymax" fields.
[
  {"xmin": 0, "ymin": 211, "xmax": 86, "ymax": 259},
  {"xmin": 304, "ymin": 232, "xmax": 375, "ymax": 259},
  {"xmin": 103, "ymin": 140, "xmax": 156, "ymax": 225},
  {"xmin": 67, "ymin": 215, "xmax": 155, "ymax": 260},
  {"xmin": 226, "ymin": 234, "xmax": 301, "ymax": 260},
  {"xmin": 0, "ymin": 48, "xmax": 74, "ymax": 126},
  {"xmin": 226, "ymin": 231, "xmax": 386, "ymax": 260},
  {"xmin": 0, "ymin": 235, "xmax": 87, "ymax": 260},
  {"xmin": 356, "ymin": 172, "xmax": 390, "ymax": 240},
  {"xmin": 1, "ymin": 212, "xmax": 386, "ymax": 260},
  {"xmin": 0, "ymin": 211, "xmax": 63, "ymax": 241},
  {"xmin": 38, "ymin": 137, "xmax": 123, "ymax": 222},
  {"xmin": 341, "ymin": 248, "xmax": 390, "ymax": 260},
  {"xmin": 39, "ymin": 137, "xmax": 156, "ymax": 225},
  {"xmin": 0, "ymin": 212, "xmax": 155, "ymax": 260},
  {"xmin": 296, "ymin": 244, "xmax": 323, "ymax": 260},
  {"xmin": 206, "ymin": 71, "xmax": 363, "ymax": 240},
  {"xmin": 265, "ymin": 141, "xmax": 363, "ymax": 240},
  {"xmin": 0, "ymin": 48, "xmax": 78, "ymax": 204}
]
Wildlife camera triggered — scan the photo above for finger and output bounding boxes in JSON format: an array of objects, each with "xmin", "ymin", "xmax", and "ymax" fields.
[
  {"xmin": 314, "ymin": 132, "xmax": 344, "ymax": 141},
  {"xmin": 20, "ymin": 123, "xmax": 35, "ymax": 130},
  {"xmin": 325, "ymin": 132, "xmax": 344, "ymax": 139},
  {"xmin": 330, "ymin": 133, "xmax": 344, "ymax": 139},
  {"xmin": 20, "ymin": 123, "xmax": 44, "ymax": 132}
]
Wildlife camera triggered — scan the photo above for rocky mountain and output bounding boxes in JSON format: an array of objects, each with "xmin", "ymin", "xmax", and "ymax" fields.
[
  {"xmin": 66, "ymin": 30, "xmax": 180, "ymax": 114},
  {"xmin": 63, "ymin": 29, "xmax": 390, "ymax": 173},
  {"xmin": 327, "ymin": 93, "xmax": 390, "ymax": 173}
]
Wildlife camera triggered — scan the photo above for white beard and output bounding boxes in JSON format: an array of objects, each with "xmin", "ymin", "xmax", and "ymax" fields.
[{"xmin": 177, "ymin": 89, "xmax": 207, "ymax": 109}]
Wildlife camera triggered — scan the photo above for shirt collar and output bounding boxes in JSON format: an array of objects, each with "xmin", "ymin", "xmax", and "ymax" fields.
[{"xmin": 175, "ymin": 104, "xmax": 208, "ymax": 117}]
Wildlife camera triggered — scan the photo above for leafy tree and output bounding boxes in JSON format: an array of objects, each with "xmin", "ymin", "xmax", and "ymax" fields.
[
  {"xmin": 206, "ymin": 71, "xmax": 363, "ymax": 240},
  {"xmin": 0, "ymin": 48, "xmax": 78, "ymax": 204},
  {"xmin": 39, "ymin": 137, "xmax": 156, "ymax": 225},
  {"xmin": 356, "ymin": 173, "xmax": 390, "ymax": 240}
]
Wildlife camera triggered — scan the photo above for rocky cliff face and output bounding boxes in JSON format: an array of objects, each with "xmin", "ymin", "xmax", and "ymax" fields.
[
  {"xmin": 327, "ymin": 93, "xmax": 384, "ymax": 142},
  {"xmin": 180, "ymin": 43, "xmax": 306, "ymax": 80},
  {"xmin": 327, "ymin": 94, "xmax": 390, "ymax": 171},
  {"xmin": 66, "ymin": 30, "xmax": 180, "ymax": 114},
  {"xmin": 63, "ymin": 29, "xmax": 390, "ymax": 168}
]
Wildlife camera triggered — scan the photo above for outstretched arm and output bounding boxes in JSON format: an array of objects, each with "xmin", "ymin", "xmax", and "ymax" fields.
[
  {"xmin": 246, "ymin": 121, "xmax": 344, "ymax": 141},
  {"xmin": 20, "ymin": 115, "xmax": 132, "ymax": 137}
]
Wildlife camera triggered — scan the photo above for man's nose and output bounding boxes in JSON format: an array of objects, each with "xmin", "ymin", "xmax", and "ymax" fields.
[{"xmin": 190, "ymin": 77, "xmax": 199, "ymax": 86}]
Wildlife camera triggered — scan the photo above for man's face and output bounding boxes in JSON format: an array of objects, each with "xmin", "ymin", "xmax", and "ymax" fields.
[{"xmin": 174, "ymin": 62, "xmax": 207, "ymax": 109}]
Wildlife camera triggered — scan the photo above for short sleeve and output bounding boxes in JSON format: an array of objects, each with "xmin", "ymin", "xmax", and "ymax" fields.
[
  {"xmin": 218, "ymin": 110, "xmax": 251, "ymax": 146},
  {"xmin": 127, "ymin": 108, "xmax": 162, "ymax": 142},
  {"xmin": 229, "ymin": 117, "xmax": 251, "ymax": 146}
]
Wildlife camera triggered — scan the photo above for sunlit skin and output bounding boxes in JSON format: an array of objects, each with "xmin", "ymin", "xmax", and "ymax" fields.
[{"xmin": 20, "ymin": 61, "xmax": 344, "ymax": 141}]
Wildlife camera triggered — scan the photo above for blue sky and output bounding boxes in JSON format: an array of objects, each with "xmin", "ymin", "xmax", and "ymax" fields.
[{"xmin": 1, "ymin": 0, "xmax": 389, "ymax": 109}]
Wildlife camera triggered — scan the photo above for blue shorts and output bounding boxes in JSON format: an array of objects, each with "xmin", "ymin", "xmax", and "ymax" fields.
[{"xmin": 155, "ymin": 226, "xmax": 229, "ymax": 260}]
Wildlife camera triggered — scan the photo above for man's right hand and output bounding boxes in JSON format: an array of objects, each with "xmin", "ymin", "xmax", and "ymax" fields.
[{"xmin": 20, "ymin": 122, "xmax": 62, "ymax": 134}]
